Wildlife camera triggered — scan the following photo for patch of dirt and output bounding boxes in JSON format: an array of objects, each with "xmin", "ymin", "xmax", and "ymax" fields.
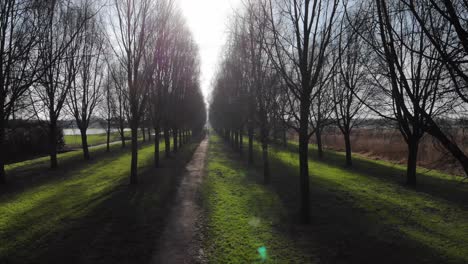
[{"xmin": 152, "ymin": 137, "xmax": 209, "ymax": 264}]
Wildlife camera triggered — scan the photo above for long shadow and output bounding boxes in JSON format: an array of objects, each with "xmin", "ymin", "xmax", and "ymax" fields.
[
  {"xmin": 281, "ymin": 143, "xmax": 468, "ymax": 209},
  {"xmin": 0, "ymin": 141, "xmax": 149, "ymax": 198},
  {"xmin": 314, "ymin": 148, "xmax": 468, "ymax": 208},
  {"xmin": 0, "ymin": 136, "xmax": 203, "ymax": 264},
  {"xmin": 224, "ymin": 138, "xmax": 464, "ymax": 264}
]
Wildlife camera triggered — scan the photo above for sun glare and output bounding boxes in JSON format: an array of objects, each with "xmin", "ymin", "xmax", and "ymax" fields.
[{"xmin": 179, "ymin": 0, "xmax": 241, "ymax": 101}]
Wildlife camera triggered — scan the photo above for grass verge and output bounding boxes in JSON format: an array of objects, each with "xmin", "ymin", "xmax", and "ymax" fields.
[
  {"xmin": 240, "ymin": 136, "xmax": 468, "ymax": 263},
  {"xmin": 201, "ymin": 134, "xmax": 314, "ymax": 263},
  {"xmin": 0, "ymin": 137, "xmax": 199, "ymax": 264}
]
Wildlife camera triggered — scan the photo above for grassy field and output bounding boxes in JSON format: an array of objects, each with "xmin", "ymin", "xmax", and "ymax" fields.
[
  {"xmin": 319, "ymin": 129, "xmax": 467, "ymax": 175},
  {"xmin": 202, "ymin": 135, "xmax": 314, "ymax": 263},
  {"xmin": 203, "ymin": 133, "xmax": 468, "ymax": 263},
  {"xmin": 4, "ymin": 134, "xmax": 136, "ymax": 184},
  {"xmin": 64, "ymin": 131, "xmax": 132, "ymax": 148},
  {"xmin": 2, "ymin": 131, "xmax": 466, "ymax": 263},
  {"xmin": 0, "ymin": 136, "xmax": 198, "ymax": 264}
]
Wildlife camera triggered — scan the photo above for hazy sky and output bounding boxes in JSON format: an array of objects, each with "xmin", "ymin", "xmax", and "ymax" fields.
[{"xmin": 179, "ymin": 0, "xmax": 241, "ymax": 101}]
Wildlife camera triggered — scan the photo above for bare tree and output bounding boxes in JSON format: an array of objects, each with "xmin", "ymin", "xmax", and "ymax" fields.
[
  {"xmin": 148, "ymin": 0, "xmax": 174, "ymax": 166},
  {"xmin": 241, "ymin": 0, "xmax": 282, "ymax": 183},
  {"xmin": 67, "ymin": 11, "xmax": 106, "ymax": 160},
  {"xmin": 32, "ymin": 0, "xmax": 90, "ymax": 169},
  {"xmin": 107, "ymin": 61, "xmax": 128, "ymax": 148},
  {"xmin": 227, "ymin": 14, "xmax": 250, "ymax": 154},
  {"xmin": 332, "ymin": 17, "xmax": 372, "ymax": 166},
  {"xmin": 101, "ymin": 69, "xmax": 117, "ymax": 152},
  {"xmin": 264, "ymin": 0, "xmax": 340, "ymax": 223},
  {"xmin": 169, "ymin": 17, "xmax": 188, "ymax": 154},
  {"xmin": 403, "ymin": 0, "xmax": 468, "ymax": 104},
  {"xmin": 399, "ymin": 0, "xmax": 468, "ymax": 177},
  {"xmin": 309, "ymin": 75, "xmax": 336, "ymax": 160},
  {"xmin": 352, "ymin": 0, "xmax": 459, "ymax": 186},
  {"xmin": 111, "ymin": 0, "xmax": 155, "ymax": 184},
  {"xmin": 0, "ymin": 0, "xmax": 45, "ymax": 183},
  {"xmin": 209, "ymin": 24, "xmax": 249, "ymax": 150}
]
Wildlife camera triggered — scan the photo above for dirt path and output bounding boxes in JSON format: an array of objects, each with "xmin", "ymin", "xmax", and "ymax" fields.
[{"xmin": 152, "ymin": 137, "xmax": 209, "ymax": 264}]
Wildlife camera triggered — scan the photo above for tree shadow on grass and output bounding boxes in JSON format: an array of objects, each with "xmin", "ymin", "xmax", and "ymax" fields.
[
  {"xmin": 307, "ymin": 146, "xmax": 468, "ymax": 209},
  {"xmin": 1, "ymin": 137, "xmax": 202, "ymax": 264},
  {"xmin": 230, "ymin": 141, "xmax": 466, "ymax": 264},
  {"xmin": 0, "ymin": 142, "xmax": 137, "ymax": 198}
]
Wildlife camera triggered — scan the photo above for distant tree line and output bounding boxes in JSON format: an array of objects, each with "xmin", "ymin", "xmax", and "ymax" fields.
[
  {"xmin": 0, "ymin": 0, "xmax": 206, "ymax": 184},
  {"xmin": 209, "ymin": 0, "xmax": 468, "ymax": 224}
]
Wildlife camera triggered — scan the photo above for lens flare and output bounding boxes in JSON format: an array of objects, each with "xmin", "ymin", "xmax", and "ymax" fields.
[{"xmin": 257, "ymin": 246, "xmax": 267, "ymax": 261}]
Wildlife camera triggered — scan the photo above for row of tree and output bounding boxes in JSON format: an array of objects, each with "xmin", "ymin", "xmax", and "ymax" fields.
[
  {"xmin": 209, "ymin": 0, "xmax": 468, "ymax": 224},
  {"xmin": 0, "ymin": 0, "xmax": 206, "ymax": 184}
]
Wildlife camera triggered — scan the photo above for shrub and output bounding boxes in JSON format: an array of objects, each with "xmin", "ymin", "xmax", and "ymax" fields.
[{"xmin": 4, "ymin": 120, "xmax": 65, "ymax": 163}]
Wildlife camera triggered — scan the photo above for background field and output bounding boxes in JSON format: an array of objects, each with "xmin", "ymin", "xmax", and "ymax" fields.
[
  {"xmin": 63, "ymin": 131, "xmax": 136, "ymax": 148},
  {"xmin": 312, "ymin": 128, "xmax": 468, "ymax": 176}
]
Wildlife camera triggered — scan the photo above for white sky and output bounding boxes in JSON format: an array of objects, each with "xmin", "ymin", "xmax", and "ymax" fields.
[{"xmin": 179, "ymin": 0, "xmax": 241, "ymax": 102}]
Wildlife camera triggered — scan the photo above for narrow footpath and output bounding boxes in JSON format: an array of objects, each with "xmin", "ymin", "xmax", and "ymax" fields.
[{"xmin": 153, "ymin": 137, "xmax": 209, "ymax": 264}]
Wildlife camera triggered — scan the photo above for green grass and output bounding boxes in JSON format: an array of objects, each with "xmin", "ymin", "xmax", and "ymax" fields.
[
  {"xmin": 6, "ymin": 130, "xmax": 150, "ymax": 177},
  {"xmin": 0, "ymin": 144, "xmax": 155, "ymax": 260},
  {"xmin": 0, "ymin": 136, "xmax": 194, "ymax": 263},
  {"xmin": 273, "ymin": 146, "xmax": 467, "ymax": 262},
  {"xmin": 64, "ymin": 131, "xmax": 132, "ymax": 148},
  {"xmin": 3, "ymin": 130, "xmax": 466, "ymax": 263},
  {"xmin": 202, "ymin": 134, "xmax": 314, "ymax": 263},
  {"xmin": 217, "ymin": 134, "xmax": 468, "ymax": 263},
  {"xmin": 5, "ymin": 135, "xmax": 132, "ymax": 177}
]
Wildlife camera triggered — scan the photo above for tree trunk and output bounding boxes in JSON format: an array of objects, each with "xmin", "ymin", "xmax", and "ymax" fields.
[
  {"xmin": 262, "ymin": 140, "xmax": 270, "ymax": 185},
  {"xmin": 427, "ymin": 122, "xmax": 468, "ymax": 176},
  {"xmin": 406, "ymin": 138, "xmax": 419, "ymax": 187},
  {"xmin": 106, "ymin": 119, "xmax": 111, "ymax": 152},
  {"xmin": 80, "ymin": 128, "xmax": 90, "ymax": 160},
  {"xmin": 239, "ymin": 129, "xmax": 243, "ymax": 155},
  {"xmin": 0, "ymin": 122, "xmax": 6, "ymax": 184},
  {"xmin": 147, "ymin": 127, "xmax": 151, "ymax": 142},
  {"xmin": 316, "ymin": 129, "xmax": 323, "ymax": 159},
  {"xmin": 130, "ymin": 126, "xmax": 138, "ymax": 184},
  {"xmin": 0, "ymin": 157, "xmax": 4, "ymax": 184},
  {"xmin": 164, "ymin": 127, "xmax": 171, "ymax": 158},
  {"xmin": 248, "ymin": 125, "xmax": 254, "ymax": 165},
  {"xmin": 273, "ymin": 127, "xmax": 279, "ymax": 143},
  {"xmin": 235, "ymin": 131, "xmax": 239, "ymax": 150},
  {"xmin": 179, "ymin": 129, "xmax": 182, "ymax": 148},
  {"xmin": 231, "ymin": 130, "xmax": 235, "ymax": 147},
  {"xmin": 142, "ymin": 127, "xmax": 146, "ymax": 142},
  {"xmin": 299, "ymin": 102, "xmax": 310, "ymax": 224},
  {"xmin": 173, "ymin": 128, "xmax": 178, "ymax": 153},
  {"xmin": 120, "ymin": 123, "xmax": 126, "ymax": 148},
  {"xmin": 283, "ymin": 127, "xmax": 287, "ymax": 147},
  {"xmin": 344, "ymin": 132, "xmax": 352, "ymax": 166},
  {"xmin": 154, "ymin": 127, "xmax": 160, "ymax": 168},
  {"xmin": 49, "ymin": 121, "xmax": 58, "ymax": 169}
]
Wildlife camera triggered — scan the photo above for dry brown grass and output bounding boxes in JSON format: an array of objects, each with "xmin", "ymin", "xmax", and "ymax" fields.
[{"xmin": 312, "ymin": 128, "xmax": 468, "ymax": 176}]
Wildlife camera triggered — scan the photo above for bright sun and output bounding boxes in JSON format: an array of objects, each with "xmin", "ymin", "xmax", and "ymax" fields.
[{"xmin": 178, "ymin": 0, "xmax": 241, "ymax": 101}]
